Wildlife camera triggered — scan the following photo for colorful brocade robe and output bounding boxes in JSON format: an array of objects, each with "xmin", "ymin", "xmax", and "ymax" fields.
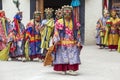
[
  {"xmin": 25, "ymin": 20, "xmax": 41, "ymax": 59},
  {"xmin": 41, "ymin": 18, "xmax": 54, "ymax": 49},
  {"xmin": 0, "ymin": 18, "xmax": 11, "ymax": 50},
  {"xmin": 108, "ymin": 17, "xmax": 120, "ymax": 49},
  {"xmin": 52, "ymin": 18, "xmax": 81, "ymax": 65},
  {"xmin": 9, "ymin": 18, "xmax": 25, "ymax": 57}
]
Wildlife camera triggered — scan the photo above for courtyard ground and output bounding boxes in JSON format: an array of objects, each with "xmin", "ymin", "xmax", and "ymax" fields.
[{"xmin": 0, "ymin": 45, "xmax": 120, "ymax": 80}]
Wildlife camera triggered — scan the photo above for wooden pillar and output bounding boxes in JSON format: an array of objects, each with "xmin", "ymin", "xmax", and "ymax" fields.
[
  {"xmin": 36, "ymin": 0, "xmax": 39, "ymax": 11},
  {"xmin": 36, "ymin": 0, "xmax": 44, "ymax": 19},
  {"xmin": 39, "ymin": 0, "xmax": 44, "ymax": 19}
]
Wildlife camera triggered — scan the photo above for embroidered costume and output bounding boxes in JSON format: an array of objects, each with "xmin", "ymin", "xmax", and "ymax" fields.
[
  {"xmin": 25, "ymin": 11, "xmax": 41, "ymax": 60},
  {"xmin": 52, "ymin": 5, "xmax": 82, "ymax": 75}
]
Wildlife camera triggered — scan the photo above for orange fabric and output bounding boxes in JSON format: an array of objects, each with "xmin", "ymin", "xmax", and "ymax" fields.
[{"xmin": 44, "ymin": 45, "xmax": 55, "ymax": 66}]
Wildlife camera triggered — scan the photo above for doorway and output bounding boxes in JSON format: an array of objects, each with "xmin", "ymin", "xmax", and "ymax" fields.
[
  {"xmin": 44, "ymin": 0, "xmax": 71, "ymax": 10},
  {"xmin": 44, "ymin": 0, "xmax": 71, "ymax": 18},
  {"xmin": 44, "ymin": 0, "xmax": 85, "ymax": 44},
  {"xmin": 0, "ymin": 0, "xmax": 2, "ymax": 10}
]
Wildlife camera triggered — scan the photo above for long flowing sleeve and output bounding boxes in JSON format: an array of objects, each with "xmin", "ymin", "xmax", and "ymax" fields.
[
  {"xmin": 25, "ymin": 27, "xmax": 32, "ymax": 41},
  {"xmin": 76, "ymin": 28, "xmax": 81, "ymax": 43},
  {"xmin": 74, "ymin": 21, "xmax": 81, "ymax": 43},
  {"xmin": 53, "ymin": 28, "xmax": 60, "ymax": 44},
  {"xmin": 52, "ymin": 21, "xmax": 61, "ymax": 44}
]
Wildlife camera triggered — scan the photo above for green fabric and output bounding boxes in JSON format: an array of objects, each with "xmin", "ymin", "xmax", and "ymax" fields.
[
  {"xmin": 0, "ymin": 42, "xmax": 11, "ymax": 61},
  {"xmin": 41, "ymin": 19, "xmax": 54, "ymax": 49},
  {"xmin": 117, "ymin": 37, "xmax": 120, "ymax": 53},
  {"xmin": 104, "ymin": 27, "xmax": 109, "ymax": 46},
  {"xmin": 25, "ymin": 40, "xmax": 30, "ymax": 60}
]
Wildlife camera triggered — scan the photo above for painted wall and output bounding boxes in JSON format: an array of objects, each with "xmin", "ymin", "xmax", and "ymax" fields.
[
  {"xmin": 85, "ymin": 0, "xmax": 102, "ymax": 45},
  {"xmin": 2, "ymin": 0, "xmax": 30, "ymax": 26}
]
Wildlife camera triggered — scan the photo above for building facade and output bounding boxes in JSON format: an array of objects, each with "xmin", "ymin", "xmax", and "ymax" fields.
[{"xmin": 1, "ymin": 0, "xmax": 120, "ymax": 45}]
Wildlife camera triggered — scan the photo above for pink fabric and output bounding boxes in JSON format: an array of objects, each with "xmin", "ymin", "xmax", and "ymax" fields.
[
  {"xmin": 55, "ymin": 21, "xmax": 74, "ymax": 36},
  {"xmin": 55, "ymin": 21, "xmax": 64, "ymax": 30},
  {"xmin": 65, "ymin": 27, "xmax": 73, "ymax": 36},
  {"xmin": 76, "ymin": 22, "xmax": 81, "ymax": 28},
  {"xmin": 0, "ymin": 20, "xmax": 7, "ymax": 50},
  {"xmin": 0, "ymin": 42, "xmax": 6, "ymax": 50}
]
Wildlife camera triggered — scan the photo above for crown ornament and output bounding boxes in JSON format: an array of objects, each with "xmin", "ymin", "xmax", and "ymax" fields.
[
  {"xmin": 62, "ymin": 5, "xmax": 73, "ymax": 11},
  {"xmin": 44, "ymin": 8, "xmax": 54, "ymax": 14},
  {"xmin": 55, "ymin": 8, "xmax": 63, "ymax": 19}
]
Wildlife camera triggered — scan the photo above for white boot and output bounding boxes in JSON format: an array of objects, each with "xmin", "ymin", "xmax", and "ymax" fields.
[
  {"xmin": 22, "ymin": 57, "xmax": 26, "ymax": 62},
  {"xmin": 8, "ymin": 57, "xmax": 12, "ymax": 61},
  {"xmin": 67, "ymin": 70, "xmax": 78, "ymax": 76}
]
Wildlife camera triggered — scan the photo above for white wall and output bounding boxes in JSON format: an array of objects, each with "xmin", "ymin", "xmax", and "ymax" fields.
[
  {"xmin": 2, "ymin": 0, "xmax": 30, "ymax": 26},
  {"xmin": 85, "ymin": 0, "xmax": 102, "ymax": 45}
]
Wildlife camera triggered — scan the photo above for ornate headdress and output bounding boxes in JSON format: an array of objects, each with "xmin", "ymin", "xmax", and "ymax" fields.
[
  {"xmin": 45, "ymin": 8, "xmax": 54, "ymax": 14},
  {"xmin": 62, "ymin": 5, "xmax": 73, "ymax": 13},
  {"xmin": 33, "ymin": 11, "xmax": 41, "ymax": 18},
  {"xmin": 14, "ymin": 11, "xmax": 22, "ymax": 21},
  {"xmin": 62, "ymin": 5, "xmax": 73, "ymax": 18},
  {"xmin": 13, "ymin": 0, "xmax": 20, "ymax": 11},
  {"xmin": 0, "ymin": 10, "xmax": 5, "ymax": 18},
  {"xmin": 55, "ymin": 8, "xmax": 63, "ymax": 19},
  {"xmin": 13, "ymin": 0, "xmax": 22, "ymax": 21},
  {"xmin": 44, "ymin": 8, "xmax": 54, "ymax": 19},
  {"xmin": 111, "ymin": 9, "xmax": 117, "ymax": 16},
  {"xmin": 104, "ymin": 9, "xmax": 109, "ymax": 15}
]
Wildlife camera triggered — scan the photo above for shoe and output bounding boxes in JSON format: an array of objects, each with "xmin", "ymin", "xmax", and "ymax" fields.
[
  {"xmin": 64, "ymin": 71, "xmax": 67, "ymax": 75},
  {"xmin": 38, "ymin": 59, "xmax": 43, "ymax": 62},
  {"xmin": 22, "ymin": 58, "xmax": 26, "ymax": 62},
  {"xmin": 8, "ymin": 58, "xmax": 12, "ymax": 61},
  {"xmin": 109, "ymin": 49, "xmax": 112, "ymax": 51},
  {"xmin": 41, "ymin": 59, "xmax": 44, "ymax": 62},
  {"xmin": 67, "ymin": 70, "xmax": 78, "ymax": 76}
]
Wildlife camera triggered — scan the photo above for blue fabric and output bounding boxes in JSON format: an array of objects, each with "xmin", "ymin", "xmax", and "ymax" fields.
[
  {"xmin": 15, "ymin": 40, "xmax": 24, "ymax": 56},
  {"xmin": 96, "ymin": 28, "xmax": 101, "ymax": 45},
  {"xmin": 26, "ymin": 27, "xmax": 32, "ymax": 33},
  {"xmin": 53, "ymin": 45, "xmax": 81, "ymax": 64},
  {"xmin": 14, "ymin": 22, "xmax": 25, "ymax": 57},
  {"xmin": 71, "ymin": 0, "xmax": 80, "ymax": 7},
  {"xmin": 26, "ymin": 27, "xmax": 41, "ymax": 56},
  {"xmin": 59, "ymin": 30, "xmax": 64, "ymax": 38},
  {"xmin": 14, "ymin": 14, "xmax": 22, "ymax": 20},
  {"xmin": 26, "ymin": 27, "xmax": 39, "ymax": 35},
  {"xmin": 5, "ymin": 21, "xmax": 9, "ymax": 36},
  {"xmin": 29, "ymin": 41, "xmax": 41, "ymax": 56}
]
